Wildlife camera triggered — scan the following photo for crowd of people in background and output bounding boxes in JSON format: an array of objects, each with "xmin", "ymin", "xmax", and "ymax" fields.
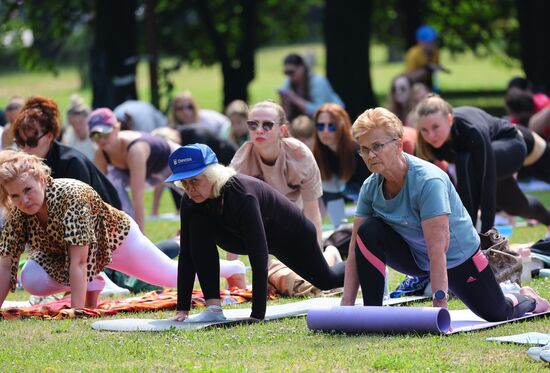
[{"xmin": 0, "ymin": 23, "xmax": 548, "ymax": 322}]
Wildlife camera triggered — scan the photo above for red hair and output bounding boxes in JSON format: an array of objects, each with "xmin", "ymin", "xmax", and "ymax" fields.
[{"xmin": 12, "ymin": 96, "xmax": 61, "ymax": 140}]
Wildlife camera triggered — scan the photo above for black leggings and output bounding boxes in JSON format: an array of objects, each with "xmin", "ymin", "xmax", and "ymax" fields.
[
  {"xmin": 187, "ymin": 212, "xmax": 345, "ymax": 301},
  {"xmin": 456, "ymin": 141, "xmax": 550, "ymax": 231},
  {"xmin": 355, "ymin": 218, "xmax": 535, "ymax": 321}
]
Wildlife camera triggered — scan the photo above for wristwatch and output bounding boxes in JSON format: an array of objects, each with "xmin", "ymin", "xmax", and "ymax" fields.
[{"xmin": 433, "ymin": 290, "xmax": 449, "ymax": 301}]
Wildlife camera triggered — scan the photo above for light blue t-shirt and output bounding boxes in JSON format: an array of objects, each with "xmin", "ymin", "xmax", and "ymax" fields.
[
  {"xmin": 355, "ymin": 153, "xmax": 479, "ymax": 270},
  {"xmin": 280, "ymin": 73, "xmax": 344, "ymax": 116}
]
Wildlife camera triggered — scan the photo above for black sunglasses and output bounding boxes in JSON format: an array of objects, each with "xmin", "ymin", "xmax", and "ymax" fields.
[
  {"xmin": 247, "ymin": 120, "xmax": 277, "ymax": 132},
  {"xmin": 315, "ymin": 123, "xmax": 337, "ymax": 132},
  {"xmin": 284, "ymin": 69, "xmax": 296, "ymax": 76},
  {"xmin": 15, "ymin": 132, "xmax": 48, "ymax": 148}
]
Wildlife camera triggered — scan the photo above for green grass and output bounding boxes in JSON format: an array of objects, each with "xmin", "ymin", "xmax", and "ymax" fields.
[
  {"xmin": 0, "ymin": 44, "xmax": 545, "ymax": 372},
  {"xmin": 0, "ymin": 43, "xmax": 522, "ymax": 114}
]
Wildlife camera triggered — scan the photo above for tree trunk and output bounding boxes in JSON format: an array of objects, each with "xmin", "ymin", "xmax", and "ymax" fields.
[
  {"xmin": 324, "ymin": 0, "xmax": 377, "ymax": 121},
  {"xmin": 91, "ymin": 0, "xmax": 138, "ymax": 109},
  {"xmin": 145, "ymin": 0, "xmax": 160, "ymax": 108},
  {"xmin": 399, "ymin": 0, "xmax": 424, "ymax": 50},
  {"xmin": 196, "ymin": 0, "xmax": 256, "ymax": 110},
  {"xmin": 516, "ymin": 0, "xmax": 550, "ymax": 93}
]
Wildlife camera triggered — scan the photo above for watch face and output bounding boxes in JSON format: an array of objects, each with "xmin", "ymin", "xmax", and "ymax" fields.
[{"xmin": 434, "ymin": 290, "xmax": 446, "ymax": 300}]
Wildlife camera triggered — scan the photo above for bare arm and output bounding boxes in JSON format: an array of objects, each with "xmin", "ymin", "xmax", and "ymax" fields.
[
  {"xmin": 340, "ymin": 216, "xmax": 367, "ymax": 306},
  {"xmin": 0, "ymin": 256, "xmax": 13, "ymax": 308},
  {"xmin": 421, "ymin": 215, "xmax": 450, "ymax": 308},
  {"xmin": 69, "ymin": 245, "xmax": 89, "ymax": 309},
  {"xmin": 528, "ymin": 107, "xmax": 550, "ymax": 137},
  {"xmin": 303, "ymin": 198, "xmax": 323, "ymax": 248},
  {"xmin": 127, "ymin": 142, "xmax": 151, "ymax": 232}
]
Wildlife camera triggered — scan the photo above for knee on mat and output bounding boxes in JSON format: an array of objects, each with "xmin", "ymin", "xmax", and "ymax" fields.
[
  {"xmin": 224, "ymin": 259, "xmax": 246, "ymax": 277},
  {"xmin": 20, "ymin": 267, "xmax": 53, "ymax": 296}
]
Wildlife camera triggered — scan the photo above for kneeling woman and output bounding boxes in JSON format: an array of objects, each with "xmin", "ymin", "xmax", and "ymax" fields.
[
  {"xmin": 0, "ymin": 151, "xmax": 243, "ymax": 309},
  {"xmin": 340, "ymin": 108, "xmax": 548, "ymax": 321},
  {"xmin": 168, "ymin": 144, "xmax": 345, "ymax": 322}
]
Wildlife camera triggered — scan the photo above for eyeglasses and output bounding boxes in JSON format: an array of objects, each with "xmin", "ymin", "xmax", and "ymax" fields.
[
  {"xmin": 247, "ymin": 120, "xmax": 277, "ymax": 132},
  {"xmin": 174, "ymin": 178, "xmax": 201, "ymax": 191},
  {"xmin": 316, "ymin": 123, "xmax": 337, "ymax": 132},
  {"xmin": 358, "ymin": 138, "xmax": 398, "ymax": 157},
  {"xmin": 284, "ymin": 69, "xmax": 296, "ymax": 76},
  {"xmin": 90, "ymin": 131, "xmax": 111, "ymax": 142},
  {"xmin": 15, "ymin": 132, "xmax": 48, "ymax": 148},
  {"xmin": 175, "ymin": 104, "xmax": 194, "ymax": 111}
]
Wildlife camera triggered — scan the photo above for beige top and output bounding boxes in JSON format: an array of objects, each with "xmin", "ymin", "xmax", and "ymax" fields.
[
  {"xmin": 0, "ymin": 177, "xmax": 131, "ymax": 291},
  {"xmin": 230, "ymin": 137, "xmax": 322, "ymax": 209}
]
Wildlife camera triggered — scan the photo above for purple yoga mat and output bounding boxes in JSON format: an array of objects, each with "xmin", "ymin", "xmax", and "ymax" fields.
[{"xmin": 307, "ymin": 306, "xmax": 451, "ymax": 333}]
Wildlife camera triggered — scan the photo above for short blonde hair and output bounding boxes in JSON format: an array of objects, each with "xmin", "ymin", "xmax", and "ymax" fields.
[
  {"xmin": 352, "ymin": 107, "xmax": 404, "ymax": 141},
  {"xmin": 415, "ymin": 94, "xmax": 453, "ymax": 162},
  {"xmin": 0, "ymin": 150, "xmax": 50, "ymax": 211},
  {"xmin": 226, "ymin": 100, "xmax": 248, "ymax": 118},
  {"xmin": 288, "ymin": 115, "xmax": 315, "ymax": 139}
]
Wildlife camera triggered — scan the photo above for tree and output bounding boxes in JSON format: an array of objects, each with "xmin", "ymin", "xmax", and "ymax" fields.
[
  {"xmin": 516, "ymin": 0, "xmax": 550, "ymax": 93},
  {"xmin": 324, "ymin": 0, "xmax": 377, "ymax": 120}
]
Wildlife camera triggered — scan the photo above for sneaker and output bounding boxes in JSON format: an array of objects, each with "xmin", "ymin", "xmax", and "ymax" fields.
[
  {"xmin": 184, "ymin": 305, "xmax": 226, "ymax": 323},
  {"xmin": 528, "ymin": 344, "xmax": 550, "ymax": 361},
  {"xmin": 390, "ymin": 275, "xmax": 431, "ymax": 298},
  {"xmin": 520, "ymin": 286, "xmax": 550, "ymax": 313},
  {"xmin": 541, "ymin": 349, "xmax": 550, "ymax": 362}
]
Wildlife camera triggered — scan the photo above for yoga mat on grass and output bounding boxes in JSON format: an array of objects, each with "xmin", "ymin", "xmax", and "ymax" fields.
[
  {"xmin": 306, "ymin": 306, "xmax": 550, "ymax": 335},
  {"xmin": 486, "ymin": 332, "xmax": 550, "ymax": 345},
  {"xmin": 91, "ymin": 295, "xmax": 429, "ymax": 332}
]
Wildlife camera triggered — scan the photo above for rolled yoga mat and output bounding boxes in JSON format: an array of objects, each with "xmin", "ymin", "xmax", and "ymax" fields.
[{"xmin": 307, "ymin": 306, "xmax": 451, "ymax": 333}]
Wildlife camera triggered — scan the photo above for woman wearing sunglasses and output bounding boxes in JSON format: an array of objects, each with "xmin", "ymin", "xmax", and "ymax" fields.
[
  {"xmin": 230, "ymin": 100, "xmax": 324, "ymax": 246},
  {"xmin": 341, "ymin": 107, "xmax": 549, "ymax": 320},
  {"xmin": 312, "ymin": 103, "xmax": 371, "ymax": 228},
  {"xmin": 11, "ymin": 96, "xmax": 121, "ymax": 210},
  {"xmin": 167, "ymin": 144, "xmax": 345, "ymax": 322},
  {"xmin": 385, "ymin": 75, "xmax": 415, "ymax": 127},
  {"xmin": 0, "ymin": 150, "xmax": 180, "ymax": 310},
  {"xmin": 278, "ymin": 53, "xmax": 344, "ymax": 121},
  {"xmin": 89, "ymin": 108, "xmax": 180, "ymax": 233}
]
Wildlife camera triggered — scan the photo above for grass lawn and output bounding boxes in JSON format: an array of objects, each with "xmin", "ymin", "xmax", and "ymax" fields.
[
  {"xmin": 0, "ymin": 43, "xmax": 522, "ymax": 115},
  {"xmin": 1, "ymin": 188, "xmax": 549, "ymax": 371},
  {"xmin": 0, "ymin": 44, "xmax": 546, "ymax": 371}
]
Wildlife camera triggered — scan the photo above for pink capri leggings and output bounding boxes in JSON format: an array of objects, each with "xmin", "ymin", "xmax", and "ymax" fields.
[{"xmin": 20, "ymin": 218, "xmax": 245, "ymax": 296}]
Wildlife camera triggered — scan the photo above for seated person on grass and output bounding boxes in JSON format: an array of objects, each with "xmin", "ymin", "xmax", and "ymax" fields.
[{"xmin": 340, "ymin": 107, "xmax": 548, "ymax": 321}]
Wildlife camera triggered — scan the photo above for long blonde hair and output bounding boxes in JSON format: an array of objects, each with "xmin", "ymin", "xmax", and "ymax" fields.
[
  {"xmin": 414, "ymin": 94, "xmax": 453, "ymax": 162},
  {"xmin": 0, "ymin": 150, "xmax": 50, "ymax": 212}
]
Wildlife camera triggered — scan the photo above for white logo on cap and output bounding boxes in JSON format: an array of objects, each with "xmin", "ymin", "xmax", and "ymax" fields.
[{"xmin": 174, "ymin": 157, "xmax": 193, "ymax": 165}]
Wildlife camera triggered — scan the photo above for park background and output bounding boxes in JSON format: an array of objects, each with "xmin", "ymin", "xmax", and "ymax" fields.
[{"xmin": 0, "ymin": 1, "xmax": 549, "ymax": 371}]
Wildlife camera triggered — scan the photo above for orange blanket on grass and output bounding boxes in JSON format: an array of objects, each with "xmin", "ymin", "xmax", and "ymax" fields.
[{"xmin": 1, "ymin": 288, "xmax": 275, "ymax": 320}]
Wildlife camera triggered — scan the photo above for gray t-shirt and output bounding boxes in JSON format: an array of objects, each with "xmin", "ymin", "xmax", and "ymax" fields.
[{"xmin": 355, "ymin": 153, "xmax": 479, "ymax": 270}]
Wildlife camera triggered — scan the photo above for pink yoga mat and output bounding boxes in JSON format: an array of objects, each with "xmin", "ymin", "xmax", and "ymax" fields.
[{"xmin": 307, "ymin": 306, "xmax": 451, "ymax": 333}]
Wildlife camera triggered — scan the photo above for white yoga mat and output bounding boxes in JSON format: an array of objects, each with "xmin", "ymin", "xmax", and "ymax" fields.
[
  {"xmin": 91, "ymin": 295, "xmax": 428, "ymax": 332},
  {"xmin": 486, "ymin": 332, "xmax": 550, "ymax": 345}
]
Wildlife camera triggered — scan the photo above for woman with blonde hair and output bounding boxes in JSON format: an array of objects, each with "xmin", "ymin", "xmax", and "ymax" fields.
[
  {"xmin": 0, "ymin": 150, "xmax": 180, "ymax": 310},
  {"xmin": 340, "ymin": 106, "xmax": 548, "ymax": 320},
  {"xmin": 415, "ymin": 94, "xmax": 550, "ymax": 234}
]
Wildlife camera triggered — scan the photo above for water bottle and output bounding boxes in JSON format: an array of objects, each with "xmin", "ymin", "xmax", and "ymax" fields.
[{"xmin": 520, "ymin": 247, "xmax": 532, "ymax": 283}]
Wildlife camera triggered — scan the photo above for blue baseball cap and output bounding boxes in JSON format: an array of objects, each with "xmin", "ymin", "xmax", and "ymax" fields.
[
  {"xmin": 165, "ymin": 143, "xmax": 218, "ymax": 182},
  {"xmin": 416, "ymin": 25, "xmax": 438, "ymax": 43}
]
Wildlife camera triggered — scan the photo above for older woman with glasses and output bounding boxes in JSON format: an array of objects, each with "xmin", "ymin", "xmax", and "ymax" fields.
[
  {"xmin": 278, "ymin": 53, "xmax": 344, "ymax": 121},
  {"xmin": 340, "ymin": 107, "xmax": 549, "ymax": 321},
  {"xmin": 230, "ymin": 100, "xmax": 324, "ymax": 245},
  {"xmin": 11, "ymin": 96, "xmax": 121, "ymax": 209},
  {"xmin": 312, "ymin": 103, "xmax": 370, "ymax": 228},
  {"xmin": 167, "ymin": 144, "xmax": 345, "ymax": 322},
  {"xmin": 89, "ymin": 108, "xmax": 180, "ymax": 232}
]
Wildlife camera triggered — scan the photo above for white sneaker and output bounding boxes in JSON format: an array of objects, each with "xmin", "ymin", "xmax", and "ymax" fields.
[
  {"xmin": 541, "ymin": 349, "xmax": 550, "ymax": 362},
  {"xmin": 527, "ymin": 344, "xmax": 550, "ymax": 361},
  {"xmin": 99, "ymin": 272, "xmax": 130, "ymax": 297},
  {"xmin": 184, "ymin": 305, "xmax": 226, "ymax": 323}
]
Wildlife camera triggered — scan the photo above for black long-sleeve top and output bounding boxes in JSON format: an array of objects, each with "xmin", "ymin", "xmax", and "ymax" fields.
[
  {"xmin": 431, "ymin": 107, "xmax": 520, "ymax": 231},
  {"xmin": 177, "ymin": 174, "xmax": 308, "ymax": 319}
]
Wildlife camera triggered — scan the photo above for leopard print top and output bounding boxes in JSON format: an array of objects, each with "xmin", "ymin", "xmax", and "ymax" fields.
[{"xmin": 0, "ymin": 177, "xmax": 130, "ymax": 291}]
